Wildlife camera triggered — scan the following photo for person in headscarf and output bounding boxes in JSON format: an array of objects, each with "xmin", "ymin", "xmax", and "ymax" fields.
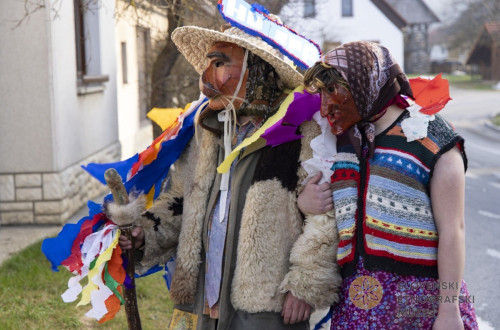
[{"xmin": 297, "ymin": 41, "xmax": 478, "ymax": 329}]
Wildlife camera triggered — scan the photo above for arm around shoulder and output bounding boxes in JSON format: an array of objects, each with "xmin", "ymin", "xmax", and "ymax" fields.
[{"xmin": 279, "ymin": 120, "xmax": 342, "ymax": 309}]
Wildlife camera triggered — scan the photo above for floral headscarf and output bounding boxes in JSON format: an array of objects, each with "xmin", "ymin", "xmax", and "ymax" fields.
[{"xmin": 322, "ymin": 41, "xmax": 414, "ymax": 159}]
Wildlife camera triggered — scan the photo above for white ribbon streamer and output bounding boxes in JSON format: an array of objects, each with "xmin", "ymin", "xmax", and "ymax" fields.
[
  {"xmin": 302, "ymin": 111, "xmax": 338, "ymax": 184},
  {"xmin": 85, "ymin": 262, "xmax": 114, "ymax": 320},
  {"xmin": 217, "ymin": 49, "xmax": 249, "ymax": 223},
  {"xmin": 61, "ymin": 224, "xmax": 118, "ymax": 308}
]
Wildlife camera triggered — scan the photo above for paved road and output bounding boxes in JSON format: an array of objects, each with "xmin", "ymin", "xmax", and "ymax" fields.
[
  {"xmin": 443, "ymin": 87, "xmax": 500, "ymax": 330},
  {"xmin": 0, "ymin": 201, "xmax": 88, "ymax": 265}
]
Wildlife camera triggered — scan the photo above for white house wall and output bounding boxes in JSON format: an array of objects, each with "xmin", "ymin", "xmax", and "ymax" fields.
[
  {"xmin": 0, "ymin": 0, "xmax": 120, "ymax": 225},
  {"xmin": 282, "ymin": 0, "xmax": 404, "ymax": 68},
  {"xmin": 51, "ymin": 0, "xmax": 119, "ymax": 170},
  {"xmin": 0, "ymin": 2, "xmax": 54, "ymax": 173},
  {"xmin": 430, "ymin": 44, "xmax": 448, "ymax": 62},
  {"xmin": 115, "ymin": 2, "xmax": 169, "ymax": 159}
]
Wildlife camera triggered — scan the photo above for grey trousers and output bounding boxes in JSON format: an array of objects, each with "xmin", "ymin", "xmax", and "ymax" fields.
[{"xmin": 227, "ymin": 309, "xmax": 309, "ymax": 330}]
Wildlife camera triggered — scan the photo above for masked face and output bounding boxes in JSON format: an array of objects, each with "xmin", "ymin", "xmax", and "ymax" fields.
[
  {"xmin": 200, "ymin": 42, "xmax": 248, "ymax": 111},
  {"xmin": 320, "ymin": 83, "xmax": 361, "ymax": 135}
]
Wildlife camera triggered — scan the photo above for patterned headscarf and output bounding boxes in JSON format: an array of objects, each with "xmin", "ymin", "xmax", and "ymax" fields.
[{"xmin": 322, "ymin": 41, "xmax": 413, "ymax": 159}]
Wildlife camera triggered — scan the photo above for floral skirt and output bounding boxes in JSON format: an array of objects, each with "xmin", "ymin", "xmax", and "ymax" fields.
[{"xmin": 330, "ymin": 258, "xmax": 478, "ymax": 329}]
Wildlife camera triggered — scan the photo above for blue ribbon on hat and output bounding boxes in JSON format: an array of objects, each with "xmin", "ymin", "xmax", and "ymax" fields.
[{"xmin": 217, "ymin": 0, "xmax": 321, "ymax": 70}]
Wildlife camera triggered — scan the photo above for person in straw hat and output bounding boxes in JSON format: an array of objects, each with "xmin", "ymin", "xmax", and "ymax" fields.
[{"xmin": 111, "ymin": 6, "xmax": 341, "ymax": 330}]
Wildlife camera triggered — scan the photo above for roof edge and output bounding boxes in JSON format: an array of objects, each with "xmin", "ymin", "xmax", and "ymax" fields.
[
  {"xmin": 371, "ymin": 0, "xmax": 408, "ymax": 29},
  {"xmin": 417, "ymin": 0, "xmax": 440, "ymax": 23}
]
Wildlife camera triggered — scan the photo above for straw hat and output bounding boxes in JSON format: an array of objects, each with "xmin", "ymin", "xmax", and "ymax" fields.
[{"xmin": 171, "ymin": 25, "xmax": 303, "ymax": 90}]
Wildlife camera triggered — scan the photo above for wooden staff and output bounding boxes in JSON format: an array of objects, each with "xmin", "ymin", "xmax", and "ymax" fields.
[{"xmin": 104, "ymin": 168, "xmax": 142, "ymax": 330}]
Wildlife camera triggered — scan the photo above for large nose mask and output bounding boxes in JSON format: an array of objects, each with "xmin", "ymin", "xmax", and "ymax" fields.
[
  {"xmin": 200, "ymin": 67, "xmax": 222, "ymax": 99},
  {"xmin": 200, "ymin": 42, "xmax": 248, "ymax": 111}
]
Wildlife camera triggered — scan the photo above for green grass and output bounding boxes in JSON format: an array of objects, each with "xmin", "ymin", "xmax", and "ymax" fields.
[
  {"xmin": 407, "ymin": 73, "xmax": 497, "ymax": 91},
  {"xmin": 408, "ymin": 73, "xmax": 497, "ymax": 91},
  {"xmin": 0, "ymin": 240, "xmax": 173, "ymax": 329},
  {"xmin": 491, "ymin": 113, "xmax": 500, "ymax": 126},
  {"xmin": 442, "ymin": 74, "xmax": 497, "ymax": 90}
]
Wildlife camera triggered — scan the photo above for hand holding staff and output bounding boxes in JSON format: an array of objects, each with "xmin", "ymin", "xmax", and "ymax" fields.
[{"xmin": 104, "ymin": 168, "xmax": 142, "ymax": 330}]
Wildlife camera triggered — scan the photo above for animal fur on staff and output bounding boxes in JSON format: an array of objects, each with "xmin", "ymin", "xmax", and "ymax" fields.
[{"xmin": 104, "ymin": 168, "xmax": 142, "ymax": 330}]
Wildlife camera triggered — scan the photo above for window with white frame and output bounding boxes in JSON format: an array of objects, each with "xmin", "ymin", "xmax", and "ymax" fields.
[
  {"xmin": 74, "ymin": 0, "xmax": 109, "ymax": 89},
  {"xmin": 121, "ymin": 42, "xmax": 128, "ymax": 84},
  {"xmin": 137, "ymin": 26, "xmax": 152, "ymax": 122}
]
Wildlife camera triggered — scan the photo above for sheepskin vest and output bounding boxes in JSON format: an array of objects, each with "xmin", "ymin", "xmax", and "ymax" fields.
[{"xmin": 137, "ymin": 115, "xmax": 335, "ymax": 313}]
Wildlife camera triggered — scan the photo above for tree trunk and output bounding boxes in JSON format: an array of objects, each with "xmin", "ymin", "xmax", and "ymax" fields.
[{"xmin": 150, "ymin": 0, "xmax": 183, "ymax": 138}]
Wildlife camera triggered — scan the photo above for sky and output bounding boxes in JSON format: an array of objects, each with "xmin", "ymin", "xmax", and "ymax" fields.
[
  {"xmin": 423, "ymin": 0, "xmax": 468, "ymax": 25},
  {"xmin": 424, "ymin": 0, "xmax": 448, "ymax": 18}
]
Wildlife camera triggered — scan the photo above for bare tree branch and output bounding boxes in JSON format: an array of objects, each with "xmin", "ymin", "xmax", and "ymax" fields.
[
  {"xmin": 445, "ymin": 0, "xmax": 500, "ymax": 53},
  {"xmin": 12, "ymin": 0, "xmax": 46, "ymax": 29}
]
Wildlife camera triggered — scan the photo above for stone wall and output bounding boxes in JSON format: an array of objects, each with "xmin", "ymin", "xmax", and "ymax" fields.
[
  {"xmin": 0, "ymin": 142, "xmax": 120, "ymax": 225},
  {"xmin": 404, "ymin": 23, "xmax": 431, "ymax": 74}
]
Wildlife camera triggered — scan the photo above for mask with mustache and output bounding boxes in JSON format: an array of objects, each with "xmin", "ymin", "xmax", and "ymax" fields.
[{"xmin": 200, "ymin": 43, "xmax": 284, "ymax": 119}]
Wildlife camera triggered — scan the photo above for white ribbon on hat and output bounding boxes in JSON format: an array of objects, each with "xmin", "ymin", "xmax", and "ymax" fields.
[{"xmin": 217, "ymin": 49, "xmax": 249, "ymax": 223}]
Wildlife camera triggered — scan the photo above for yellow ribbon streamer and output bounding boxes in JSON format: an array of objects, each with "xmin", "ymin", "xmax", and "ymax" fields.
[
  {"xmin": 217, "ymin": 86, "xmax": 304, "ymax": 173},
  {"xmin": 145, "ymin": 186, "xmax": 156, "ymax": 209},
  {"xmin": 147, "ymin": 102, "xmax": 192, "ymax": 131}
]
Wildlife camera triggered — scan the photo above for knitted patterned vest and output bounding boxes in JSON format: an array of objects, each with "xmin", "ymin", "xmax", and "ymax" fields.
[{"xmin": 332, "ymin": 111, "xmax": 466, "ymax": 278}]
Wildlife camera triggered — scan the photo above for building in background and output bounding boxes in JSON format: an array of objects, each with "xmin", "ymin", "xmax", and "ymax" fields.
[
  {"xmin": 0, "ymin": 0, "xmax": 168, "ymax": 226},
  {"xmin": 428, "ymin": 26, "xmax": 468, "ymax": 74},
  {"xmin": 281, "ymin": 0, "xmax": 405, "ymax": 67},
  {"xmin": 281, "ymin": 0, "xmax": 439, "ymax": 73},
  {"xmin": 384, "ymin": 0, "xmax": 439, "ymax": 74},
  {"xmin": 466, "ymin": 22, "xmax": 500, "ymax": 81}
]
